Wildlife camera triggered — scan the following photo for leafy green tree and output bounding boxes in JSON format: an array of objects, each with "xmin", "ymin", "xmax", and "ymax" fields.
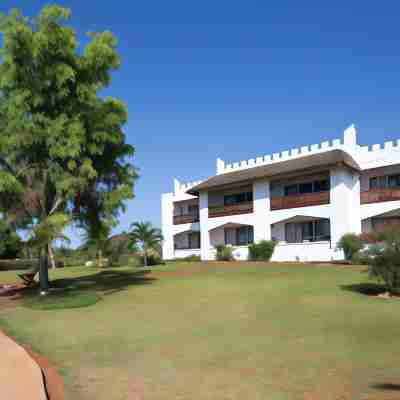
[
  {"xmin": 0, "ymin": 5, "xmax": 137, "ymax": 292},
  {"xmin": 368, "ymin": 229, "xmax": 400, "ymax": 294},
  {"xmin": 0, "ymin": 220, "xmax": 22, "ymax": 259},
  {"xmin": 129, "ymin": 222, "xmax": 163, "ymax": 267},
  {"xmin": 337, "ymin": 233, "xmax": 363, "ymax": 261}
]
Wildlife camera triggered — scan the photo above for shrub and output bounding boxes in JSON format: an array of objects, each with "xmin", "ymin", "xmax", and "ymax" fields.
[
  {"xmin": 368, "ymin": 230, "xmax": 400, "ymax": 294},
  {"xmin": 248, "ymin": 240, "xmax": 276, "ymax": 261},
  {"xmin": 215, "ymin": 245, "xmax": 234, "ymax": 261},
  {"xmin": 337, "ymin": 233, "xmax": 363, "ymax": 261},
  {"xmin": 0, "ymin": 259, "xmax": 38, "ymax": 271},
  {"xmin": 139, "ymin": 254, "xmax": 163, "ymax": 266}
]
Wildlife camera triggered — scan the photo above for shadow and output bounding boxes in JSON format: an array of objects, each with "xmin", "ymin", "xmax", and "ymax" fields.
[
  {"xmin": 21, "ymin": 269, "xmax": 156, "ymax": 299},
  {"xmin": 371, "ymin": 383, "xmax": 400, "ymax": 391},
  {"xmin": 339, "ymin": 282, "xmax": 387, "ymax": 296}
]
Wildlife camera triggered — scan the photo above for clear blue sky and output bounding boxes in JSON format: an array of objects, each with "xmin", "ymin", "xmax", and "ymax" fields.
[{"xmin": 2, "ymin": 1, "xmax": 400, "ymax": 246}]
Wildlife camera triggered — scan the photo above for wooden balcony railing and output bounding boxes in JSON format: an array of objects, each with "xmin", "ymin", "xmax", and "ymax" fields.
[
  {"xmin": 208, "ymin": 202, "xmax": 253, "ymax": 218},
  {"xmin": 270, "ymin": 191, "xmax": 330, "ymax": 211},
  {"xmin": 361, "ymin": 188, "xmax": 400, "ymax": 204},
  {"xmin": 173, "ymin": 214, "xmax": 199, "ymax": 225}
]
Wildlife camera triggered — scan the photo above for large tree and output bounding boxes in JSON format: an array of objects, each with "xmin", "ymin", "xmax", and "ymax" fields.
[{"xmin": 0, "ymin": 5, "xmax": 137, "ymax": 292}]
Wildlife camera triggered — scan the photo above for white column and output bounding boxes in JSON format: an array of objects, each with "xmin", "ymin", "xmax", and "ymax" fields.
[
  {"xmin": 161, "ymin": 193, "xmax": 174, "ymax": 260},
  {"xmin": 199, "ymin": 191, "xmax": 210, "ymax": 260},
  {"xmin": 253, "ymin": 180, "xmax": 271, "ymax": 242},
  {"xmin": 330, "ymin": 166, "xmax": 361, "ymax": 253}
]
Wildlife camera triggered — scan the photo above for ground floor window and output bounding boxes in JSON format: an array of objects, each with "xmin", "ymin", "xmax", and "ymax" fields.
[
  {"xmin": 174, "ymin": 231, "xmax": 200, "ymax": 250},
  {"xmin": 285, "ymin": 219, "xmax": 330, "ymax": 243},
  {"xmin": 224, "ymin": 226, "xmax": 254, "ymax": 246}
]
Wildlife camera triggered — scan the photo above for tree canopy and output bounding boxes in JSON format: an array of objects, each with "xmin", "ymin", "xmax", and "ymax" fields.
[{"xmin": 0, "ymin": 5, "xmax": 137, "ymax": 290}]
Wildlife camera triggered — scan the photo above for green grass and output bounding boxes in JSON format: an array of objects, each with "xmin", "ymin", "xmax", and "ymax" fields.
[{"xmin": 1, "ymin": 262, "xmax": 400, "ymax": 400}]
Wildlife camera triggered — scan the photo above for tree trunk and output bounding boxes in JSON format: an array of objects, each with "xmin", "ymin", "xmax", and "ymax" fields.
[
  {"xmin": 96, "ymin": 249, "xmax": 103, "ymax": 269},
  {"xmin": 39, "ymin": 247, "xmax": 49, "ymax": 293},
  {"xmin": 143, "ymin": 249, "xmax": 148, "ymax": 267},
  {"xmin": 48, "ymin": 244, "xmax": 56, "ymax": 269}
]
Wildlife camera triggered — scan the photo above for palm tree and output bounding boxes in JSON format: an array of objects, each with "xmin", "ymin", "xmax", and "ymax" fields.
[{"xmin": 129, "ymin": 222, "xmax": 163, "ymax": 266}]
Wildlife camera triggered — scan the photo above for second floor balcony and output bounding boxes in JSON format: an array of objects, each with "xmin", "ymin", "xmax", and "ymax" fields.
[
  {"xmin": 173, "ymin": 213, "xmax": 199, "ymax": 225},
  {"xmin": 360, "ymin": 188, "xmax": 400, "ymax": 204},
  {"xmin": 209, "ymin": 201, "xmax": 253, "ymax": 218},
  {"xmin": 270, "ymin": 191, "xmax": 330, "ymax": 211}
]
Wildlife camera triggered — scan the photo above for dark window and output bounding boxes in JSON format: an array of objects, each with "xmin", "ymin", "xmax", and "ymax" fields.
[
  {"xmin": 388, "ymin": 174, "xmax": 400, "ymax": 188},
  {"xmin": 299, "ymin": 182, "xmax": 313, "ymax": 194},
  {"xmin": 188, "ymin": 232, "xmax": 200, "ymax": 249},
  {"xmin": 285, "ymin": 220, "xmax": 330, "ymax": 243},
  {"xmin": 284, "ymin": 184, "xmax": 298, "ymax": 196},
  {"xmin": 224, "ymin": 226, "xmax": 254, "ymax": 246},
  {"xmin": 237, "ymin": 226, "xmax": 254, "ymax": 245},
  {"xmin": 224, "ymin": 191, "xmax": 253, "ymax": 205},
  {"xmin": 188, "ymin": 205, "xmax": 199, "ymax": 218},
  {"xmin": 369, "ymin": 177, "xmax": 378, "ymax": 189},
  {"xmin": 314, "ymin": 179, "xmax": 330, "ymax": 192}
]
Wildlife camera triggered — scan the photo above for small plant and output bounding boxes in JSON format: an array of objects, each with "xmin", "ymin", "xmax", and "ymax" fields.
[
  {"xmin": 368, "ymin": 230, "xmax": 400, "ymax": 295},
  {"xmin": 183, "ymin": 255, "xmax": 201, "ymax": 262},
  {"xmin": 337, "ymin": 233, "xmax": 363, "ymax": 261},
  {"xmin": 248, "ymin": 240, "xmax": 276, "ymax": 261},
  {"xmin": 216, "ymin": 245, "xmax": 234, "ymax": 261}
]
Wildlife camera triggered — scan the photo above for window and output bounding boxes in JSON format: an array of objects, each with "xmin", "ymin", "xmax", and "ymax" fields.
[
  {"xmin": 188, "ymin": 232, "xmax": 200, "ymax": 249},
  {"xmin": 284, "ymin": 184, "xmax": 298, "ymax": 196},
  {"xmin": 224, "ymin": 226, "xmax": 254, "ymax": 246},
  {"xmin": 285, "ymin": 219, "xmax": 330, "ymax": 243},
  {"xmin": 188, "ymin": 205, "xmax": 199, "ymax": 218},
  {"xmin": 237, "ymin": 226, "xmax": 254, "ymax": 245},
  {"xmin": 284, "ymin": 179, "xmax": 330, "ymax": 197},
  {"xmin": 369, "ymin": 175, "xmax": 400, "ymax": 189},
  {"xmin": 388, "ymin": 174, "xmax": 400, "ymax": 188},
  {"xmin": 224, "ymin": 191, "xmax": 253, "ymax": 205},
  {"xmin": 299, "ymin": 182, "xmax": 313, "ymax": 194},
  {"xmin": 314, "ymin": 179, "xmax": 330, "ymax": 192}
]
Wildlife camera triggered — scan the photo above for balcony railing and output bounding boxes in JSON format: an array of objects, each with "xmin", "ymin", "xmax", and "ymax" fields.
[
  {"xmin": 361, "ymin": 188, "xmax": 400, "ymax": 204},
  {"xmin": 208, "ymin": 201, "xmax": 253, "ymax": 218},
  {"xmin": 173, "ymin": 214, "xmax": 199, "ymax": 225},
  {"xmin": 270, "ymin": 191, "xmax": 330, "ymax": 211}
]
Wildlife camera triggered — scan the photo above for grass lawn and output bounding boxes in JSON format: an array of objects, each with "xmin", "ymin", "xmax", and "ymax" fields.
[{"xmin": 1, "ymin": 262, "xmax": 400, "ymax": 400}]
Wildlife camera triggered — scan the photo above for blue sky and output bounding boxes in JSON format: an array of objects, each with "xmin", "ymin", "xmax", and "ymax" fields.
[{"xmin": 2, "ymin": 1, "xmax": 400, "ymax": 246}]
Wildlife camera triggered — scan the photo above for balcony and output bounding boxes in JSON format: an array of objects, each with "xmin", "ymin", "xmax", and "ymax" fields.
[
  {"xmin": 361, "ymin": 188, "xmax": 400, "ymax": 204},
  {"xmin": 208, "ymin": 202, "xmax": 253, "ymax": 218},
  {"xmin": 270, "ymin": 191, "xmax": 330, "ymax": 211},
  {"xmin": 173, "ymin": 214, "xmax": 199, "ymax": 225}
]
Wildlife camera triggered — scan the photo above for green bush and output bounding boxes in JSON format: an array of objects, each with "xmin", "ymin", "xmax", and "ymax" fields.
[
  {"xmin": 368, "ymin": 231, "xmax": 400, "ymax": 294},
  {"xmin": 337, "ymin": 233, "xmax": 363, "ymax": 261},
  {"xmin": 248, "ymin": 240, "xmax": 276, "ymax": 261},
  {"xmin": 171, "ymin": 255, "xmax": 201, "ymax": 262},
  {"xmin": 0, "ymin": 259, "xmax": 38, "ymax": 271},
  {"xmin": 138, "ymin": 254, "xmax": 164, "ymax": 266},
  {"xmin": 216, "ymin": 245, "xmax": 234, "ymax": 261}
]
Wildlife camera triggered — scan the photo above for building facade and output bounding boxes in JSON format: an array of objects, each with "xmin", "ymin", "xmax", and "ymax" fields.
[{"xmin": 161, "ymin": 125, "xmax": 400, "ymax": 261}]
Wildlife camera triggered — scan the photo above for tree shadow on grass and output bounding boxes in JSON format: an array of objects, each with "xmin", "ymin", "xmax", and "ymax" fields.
[
  {"xmin": 371, "ymin": 383, "xmax": 400, "ymax": 391},
  {"xmin": 23, "ymin": 269, "xmax": 157, "ymax": 299},
  {"xmin": 339, "ymin": 282, "xmax": 387, "ymax": 296}
]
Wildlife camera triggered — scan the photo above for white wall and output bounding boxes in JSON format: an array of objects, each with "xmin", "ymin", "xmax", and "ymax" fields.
[
  {"xmin": 173, "ymin": 249, "xmax": 201, "ymax": 259},
  {"xmin": 271, "ymin": 242, "xmax": 338, "ymax": 262},
  {"xmin": 330, "ymin": 166, "xmax": 361, "ymax": 246},
  {"xmin": 161, "ymin": 193, "xmax": 174, "ymax": 260},
  {"xmin": 253, "ymin": 179, "xmax": 271, "ymax": 241}
]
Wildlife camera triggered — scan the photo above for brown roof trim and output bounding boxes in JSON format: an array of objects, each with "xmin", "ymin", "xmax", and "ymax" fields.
[{"xmin": 187, "ymin": 149, "xmax": 360, "ymax": 196}]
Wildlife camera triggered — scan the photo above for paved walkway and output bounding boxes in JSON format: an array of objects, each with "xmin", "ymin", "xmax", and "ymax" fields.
[{"xmin": 0, "ymin": 330, "xmax": 47, "ymax": 400}]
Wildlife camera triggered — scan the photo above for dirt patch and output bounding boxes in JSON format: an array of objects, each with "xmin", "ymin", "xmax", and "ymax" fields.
[
  {"xmin": 0, "ymin": 329, "xmax": 65, "ymax": 400},
  {"xmin": 24, "ymin": 347, "xmax": 65, "ymax": 400}
]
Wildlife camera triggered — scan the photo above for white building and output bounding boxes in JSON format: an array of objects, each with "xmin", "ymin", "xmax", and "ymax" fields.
[{"xmin": 161, "ymin": 125, "xmax": 400, "ymax": 262}]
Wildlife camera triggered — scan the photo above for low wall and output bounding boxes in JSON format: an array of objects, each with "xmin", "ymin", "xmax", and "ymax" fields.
[
  {"xmin": 271, "ymin": 241, "xmax": 340, "ymax": 262},
  {"xmin": 173, "ymin": 249, "xmax": 201, "ymax": 259}
]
